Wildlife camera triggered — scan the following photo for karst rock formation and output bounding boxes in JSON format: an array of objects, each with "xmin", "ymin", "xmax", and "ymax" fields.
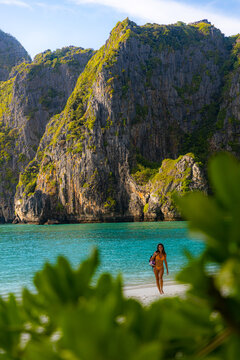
[{"xmin": 0, "ymin": 19, "xmax": 239, "ymax": 223}]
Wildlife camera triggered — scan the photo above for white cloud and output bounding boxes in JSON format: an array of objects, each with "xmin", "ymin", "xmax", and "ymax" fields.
[
  {"xmin": 70, "ymin": 0, "xmax": 240, "ymax": 35},
  {"xmin": 0, "ymin": 0, "xmax": 30, "ymax": 7},
  {"xmin": 36, "ymin": 2, "xmax": 73, "ymax": 12}
]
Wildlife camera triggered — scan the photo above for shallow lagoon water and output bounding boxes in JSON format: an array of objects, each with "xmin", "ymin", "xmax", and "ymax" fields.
[{"xmin": 0, "ymin": 221, "xmax": 204, "ymax": 296}]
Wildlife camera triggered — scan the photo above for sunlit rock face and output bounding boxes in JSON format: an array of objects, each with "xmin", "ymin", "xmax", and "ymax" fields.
[
  {"xmin": 14, "ymin": 19, "xmax": 226, "ymax": 223},
  {"xmin": 1, "ymin": 19, "xmax": 240, "ymax": 223},
  {"xmin": 0, "ymin": 45, "xmax": 94, "ymax": 222}
]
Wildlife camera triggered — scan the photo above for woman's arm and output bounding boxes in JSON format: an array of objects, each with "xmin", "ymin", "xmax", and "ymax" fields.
[
  {"xmin": 164, "ymin": 255, "xmax": 169, "ymax": 275},
  {"xmin": 151, "ymin": 252, "xmax": 157, "ymax": 260}
]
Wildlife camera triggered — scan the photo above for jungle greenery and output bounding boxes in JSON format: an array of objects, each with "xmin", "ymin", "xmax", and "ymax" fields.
[
  {"xmin": 131, "ymin": 153, "xmax": 161, "ymax": 185},
  {"xmin": 0, "ymin": 152, "xmax": 239, "ymax": 359}
]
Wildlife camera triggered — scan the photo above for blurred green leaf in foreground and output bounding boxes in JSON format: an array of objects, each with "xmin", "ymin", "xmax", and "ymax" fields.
[{"xmin": 0, "ymin": 152, "xmax": 240, "ymax": 359}]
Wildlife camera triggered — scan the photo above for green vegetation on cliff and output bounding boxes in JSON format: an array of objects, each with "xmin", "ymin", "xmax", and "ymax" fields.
[
  {"xmin": 135, "ymin": 19, "xmax": 218, "ymax": 51},
  {"xmin": 0, "ymin": 122, "xmax": 17, "ymax": 165},
  {"xmin": 218, "ymin": 35, "xmax": 240, "ymax": 96},
  {"xmin": 43, "ymin": 19, "xmax": 132, "ymax": 154},
  {"xmin": 131, "ymin": 154, "xmax": 160, "ymax": 185},
  {"xmin": 231, "ymin": 35, "xmax": 240, "ymax": 68},
  {"xmin": 208, "ymin": 35, "xmax": 240, "ymax": 154},
  {"xmin": 146, "ymin": 154, "xmax": 195, "ymax": 213},
  {"xmin": 191, "ymin": 20, "xmax": 212, "ymax": 34},
  {"xmin": 18, "ymin": 160, "xmax": 40, "ymax": 197},
  {"xmin": 65, "ymin": 20, "xmax": 131, "ymax": 118},
  {"xmin": 0, "ymin": 78, "xmax": 14, "ymax": 119},
  {"xmin": 0, "ymin": 122, "xmax": 19, "ymax": 190},
  {"xmin": 9, "ymin": 46, "xmax": 94, "ymax": 79},
  {"xmin": 33, "ymin": 46, "xmax": 94, "ymax": 68},
  {"xmin": 181, "ymin": 101, "xmax": 220, "ymax": 162}
]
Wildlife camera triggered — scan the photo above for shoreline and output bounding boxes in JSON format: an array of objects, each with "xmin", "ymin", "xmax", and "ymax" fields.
[
  {"xmin": 0, "ymin": 216, "xmax": 185, "ymax": 225},
  {"xmin": 124, "ymin": 281, "xmax": 189, "ymax": 305},
  {"xmin": 0, "ymin": 218, "xmax": 186, "ymax": 226}
]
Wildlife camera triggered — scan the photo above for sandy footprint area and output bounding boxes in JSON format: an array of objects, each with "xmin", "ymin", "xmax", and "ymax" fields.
[{"xmin": 124, "ymin": 281, "xmax": 189, "ymax": 305}]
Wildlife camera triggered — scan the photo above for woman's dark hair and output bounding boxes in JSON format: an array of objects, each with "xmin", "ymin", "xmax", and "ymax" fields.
[{"xmin": 156, "ymin": 243, "xmax": 166, "ymax": 255}]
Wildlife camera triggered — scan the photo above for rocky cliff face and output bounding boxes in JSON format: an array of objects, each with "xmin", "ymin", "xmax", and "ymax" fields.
[
  {"xmin": 14, "ymin": 19, "xmax": 228, "ymax": 224},
  {"xmin": 142, "ymin": 154, "xmax": 207, "ymax": 221},
  {"xmin": 210, "ymin": 35, "xmax": 240, "ymax": 155},
  {"xmin": 0, "ymin": 29, "xmax": 31, "ymax": 81},
  {"xmin": 15, "ymin": 152, "xmax": 207, "ymax": 223},
  {"xmin": 0, "ymin": 46, "xmax": 94, "ymax": 222}
]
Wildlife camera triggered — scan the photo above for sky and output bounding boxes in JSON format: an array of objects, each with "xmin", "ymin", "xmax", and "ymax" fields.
[{"xmin": 0, "ymin": 0, "xmax": 240, "ymax": 59}]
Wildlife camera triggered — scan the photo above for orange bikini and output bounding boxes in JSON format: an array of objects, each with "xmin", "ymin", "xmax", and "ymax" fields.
[{"xmin": 155, "ymin": 253, "xmax": 165, "ymax": 270}]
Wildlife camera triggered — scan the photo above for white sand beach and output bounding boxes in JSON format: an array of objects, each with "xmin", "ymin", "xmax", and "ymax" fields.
[{"xmin": 124, "ymin": 281, "xmax": 189, "ymax": 305}]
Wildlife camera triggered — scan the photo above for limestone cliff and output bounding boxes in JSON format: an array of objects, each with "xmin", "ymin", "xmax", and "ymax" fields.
[
  {"xmin": 0, "ymin": 29, "xmax": 31, "ymax": 81},
  {"xmin": 210, "ymin": 35, "xmax": 240, "ymax": 155},
  {"xmin": 0, "ymin": 47, "xmax": 94, "ymax": 222},
  {"xmin": 15, "ymin": 19, "xmax": 227, "ymax": 224}
]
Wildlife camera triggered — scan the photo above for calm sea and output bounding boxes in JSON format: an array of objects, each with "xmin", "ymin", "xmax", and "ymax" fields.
[{"xmin": 0, "ymin": 221, "xmax": 204, "ymax": 296}]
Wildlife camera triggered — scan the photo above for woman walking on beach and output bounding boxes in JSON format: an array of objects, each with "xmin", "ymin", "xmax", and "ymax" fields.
[{"xmin": 151, "ymin": 243, "xmax": 169, "ymax": 294}]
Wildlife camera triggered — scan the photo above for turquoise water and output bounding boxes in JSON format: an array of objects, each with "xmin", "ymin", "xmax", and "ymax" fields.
[{"xmin": 0, "ymin": 222, "xmax": 204, "ymax": 296}]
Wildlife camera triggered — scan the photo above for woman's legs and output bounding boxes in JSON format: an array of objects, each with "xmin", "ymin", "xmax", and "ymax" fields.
[
  {"xmin": 153, "ymin": 268, "xmax": 161, "ymax": 293},
  {"xmin": 159, "ymin": 268, "xmax": 164, "ymax": 294}
]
